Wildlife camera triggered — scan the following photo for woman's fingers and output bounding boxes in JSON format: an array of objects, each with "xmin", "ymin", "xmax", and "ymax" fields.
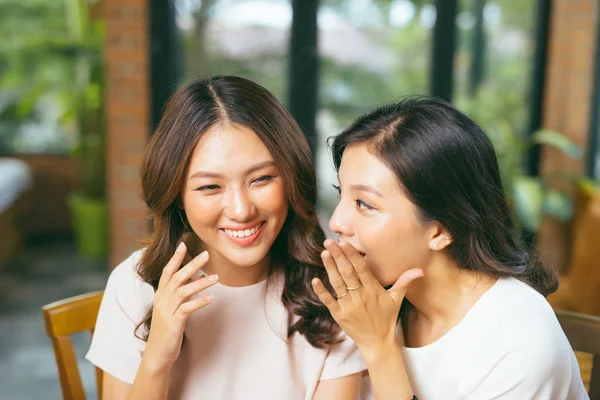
[
  {"xmin": 158, "ymin": 242, "xmax": 188, "ymax": 291},
  {"xmin": 338, "ymin": 241, "xmax": 379, "ymax": 291},
  {"xmin": 324, "ymin": 240, "xmax": 362, "ymax": 295},
  {"xmin": 177, "ymin": 293, "xmax": 215, "ymax": 317},
  {"xmin": 167, "ymin": 251, "xmax": 209, "ymax": 292},
  {"xmin": 321, "ymin": 249, "xmax": 350, "ymax": 299},
  {"xmin": 387, "ymin": 268, "xmax": 424, "ymax": 304},
  {"xmin": 172, "ymin": 274, "xmax": 219, "ymax": 312},
  {"xmin": 311, "ymin": 278, "xmax": 341, "ymax": 315}
]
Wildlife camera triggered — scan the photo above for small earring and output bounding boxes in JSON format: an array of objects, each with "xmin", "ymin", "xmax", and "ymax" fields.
[{"xmin": 432, "ymin": 242, "xmax": 438, "ymax": 249}]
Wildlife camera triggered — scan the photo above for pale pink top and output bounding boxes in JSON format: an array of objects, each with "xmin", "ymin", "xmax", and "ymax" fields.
[{"xmin": 86, "ymin": 250, "xmax": 366, "ymax": 400}]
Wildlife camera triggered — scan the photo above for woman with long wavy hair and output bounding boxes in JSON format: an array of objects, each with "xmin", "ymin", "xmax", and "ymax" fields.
[{"xmin": 86, "ymin": 76, "xmax": 365, "ymax": 399}]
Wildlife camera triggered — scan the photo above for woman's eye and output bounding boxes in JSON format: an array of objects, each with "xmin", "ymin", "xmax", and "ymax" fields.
[
  {"xmin": 356, "ymin": 199, "xmax": 374, "ymax": 210},
  {"xmin": 253, "ymin": 175, "xmax": 273, "ymax": 183},
  {"xmin": 197, "ymin": 185, "xmax": 220, "ymax": 191}
]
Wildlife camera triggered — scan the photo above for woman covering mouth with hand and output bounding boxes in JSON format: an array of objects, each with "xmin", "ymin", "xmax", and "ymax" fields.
[{"xmin": 313, "ymin": 97, "xmax": 588, "ymax": 400}]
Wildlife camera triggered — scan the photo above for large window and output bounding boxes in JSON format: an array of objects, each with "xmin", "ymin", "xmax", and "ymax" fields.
[
  {"xmin": 174, "ymin": 0, "xmax": 545, "ymax": 221},
  {"xmin": 175, "ymin": 0, "xmax": 435, "ymax": 218}
]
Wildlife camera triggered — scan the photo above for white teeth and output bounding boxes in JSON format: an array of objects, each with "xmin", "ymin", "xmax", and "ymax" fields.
[{"xmin": 224, "ymin": 223, "xmax": 262, "ymax": 238}]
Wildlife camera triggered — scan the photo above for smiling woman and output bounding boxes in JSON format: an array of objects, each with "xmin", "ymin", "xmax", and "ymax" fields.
[
  {"xmin": 85, "ymin": 76, "xmax": 366, "ymax": 400},
  {"xmin": 181, "ymin": 124, "xmax": 288, "ymax": 285}
]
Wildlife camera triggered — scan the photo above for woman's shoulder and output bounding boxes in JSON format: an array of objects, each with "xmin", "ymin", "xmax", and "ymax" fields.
[
  {"xmin": 475, "ymin": 277, "xmax": 572, "ymax": 355},
  {"xmin": 489, "ymin": 277, "xmax": 560, "ymax": 325},
  {"xmin": 108, "ymin": 249, "xmax": 146, "ymax": 283},
  {"xmin": 105, "ymin": 249, "xmax": 154, "ymax": 306},
  {"xmin": 453, "ymin": 278, "xmax": 579, "ymax": 388}
]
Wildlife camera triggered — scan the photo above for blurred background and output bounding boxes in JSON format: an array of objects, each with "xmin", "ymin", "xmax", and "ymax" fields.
[{"xmin": 0, "ymin": 0, "xmax": 599, "ymax": 398}]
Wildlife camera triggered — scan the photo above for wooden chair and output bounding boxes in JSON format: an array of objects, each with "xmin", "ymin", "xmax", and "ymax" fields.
[
  {"xmin": 556, "ymin": 310, "xmax": 600, "ymax": 398},
  {"xmin": 548, "ymin": 185, "xmax": 600, "ymax": 316},
  {"xmin": 42, "ymin": 291, "xmax": 104, "ymax": 400}
]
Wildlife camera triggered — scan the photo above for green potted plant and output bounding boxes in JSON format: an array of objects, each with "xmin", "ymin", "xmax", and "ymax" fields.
[
  {"xmin": 67, "ymin": 62, "xmax": 107, "ymax": 258},
  {"xmin": 64, "ymin": 0, "xmax": 108, "ymax": 258}
]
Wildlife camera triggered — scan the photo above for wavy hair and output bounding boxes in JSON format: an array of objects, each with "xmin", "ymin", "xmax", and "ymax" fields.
[{"xmin": 136, "ymin": 76, "xmax": 340, "ymax": 347}]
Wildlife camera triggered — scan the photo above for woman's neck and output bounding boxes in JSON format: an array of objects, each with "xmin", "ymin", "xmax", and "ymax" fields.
[
  {"xmin": 206, "ymin": 252, "xmax": 271, "ymax": 287},
  {"xmin": 403, "ymin": 256, "xmax": 497, "ymax": 338}
]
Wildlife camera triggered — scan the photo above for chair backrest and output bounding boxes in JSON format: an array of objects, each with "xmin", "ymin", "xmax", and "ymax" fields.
[
  {"xmin": 556, "ymin": 310, "xmax": 600, "ymax": 398},
  {"xmin": 566, "ymin": 190, "xmax": 600, "ymax": 316},
  {"xmin": 42, "ymin": 291, "xmax": 104, "ymax": 400}
]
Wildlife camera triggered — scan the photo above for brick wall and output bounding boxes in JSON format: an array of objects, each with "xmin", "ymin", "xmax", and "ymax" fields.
[
  {"xmin": 537, "ymin": 0, "xmax": 597, "ymax": 272},
  {"xmin": 104, "ymin": 0, "xmax": 151, "ymax": 267}
]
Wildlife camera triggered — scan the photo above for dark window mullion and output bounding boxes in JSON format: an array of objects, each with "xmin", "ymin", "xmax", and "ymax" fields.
[
  {"xmin": 288, "ymin": 0, "xmax": 320, "ymax": 157},
  {"xmin": 526, "ymin": 0, "xmax": 552, "ymax": 176},
  {"xmin": 430, "ymin": 0, "xmax": 458, "ymax": 102}
]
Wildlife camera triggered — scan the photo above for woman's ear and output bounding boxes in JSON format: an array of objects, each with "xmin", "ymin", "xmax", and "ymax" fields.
[{"xmin": 429, "ymin": 223, "xmax": 453, "ymax": 251}]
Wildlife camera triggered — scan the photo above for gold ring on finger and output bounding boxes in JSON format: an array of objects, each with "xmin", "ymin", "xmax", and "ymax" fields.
[
  {"xmin": 337, "ymin": 290, "xmax": 350, "ymax": 300},
  {"xmin": 346, "ymin": 284, "xmax": 361, "ymax": 291}
]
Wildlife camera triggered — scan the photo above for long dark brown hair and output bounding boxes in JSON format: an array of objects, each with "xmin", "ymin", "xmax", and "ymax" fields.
[
  {"xmin": 137, "ymin": 76, "xmax": 340, "ymax": 347},
  {"xmin": 331, "ymin": 96, "xmax": 559, "ymax": 297}
]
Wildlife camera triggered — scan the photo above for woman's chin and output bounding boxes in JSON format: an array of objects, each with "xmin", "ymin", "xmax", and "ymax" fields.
[
  {"xmin": 370, "ymin": 270, "xmax": 392, "ymax": 287},
  {"xmin": 369, "ymin": 264, "xmax": 403, "ymax": 288},
  {"xmin": 217, "ymin": 244, "xmax": 271, "ymax": 267}
]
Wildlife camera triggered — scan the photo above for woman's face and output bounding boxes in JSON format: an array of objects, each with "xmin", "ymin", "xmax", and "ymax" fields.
[
  {"xmin": 329, "ymin": 144, "xmax": 439, "ymax": 286},
  {"xmin": 181, "ymin": 123, "xmax": 288, "ymax": 269}
]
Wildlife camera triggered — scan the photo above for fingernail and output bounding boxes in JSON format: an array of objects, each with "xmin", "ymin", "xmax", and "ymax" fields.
[
  {"xmin": 198, "ymin": 251, "xmax": 208, "ymax": 260},
  {"xmin": 208, "ymin": 274, "xmax": 218, "ymax": 282},
  {"xmin": 205, "ymin": 295, "xmax": 215, "ymax": 302},
  {"xmin": 177, "ymin": 242, "xmax": 186, "ymax": 253}
]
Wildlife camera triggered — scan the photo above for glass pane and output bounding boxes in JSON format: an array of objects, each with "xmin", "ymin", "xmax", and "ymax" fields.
[
  {"xmin": 454, "ymin": 0, "xmax": 536, "ymax": 135},
  {"xmin": 316, "ymin": 0, "xmax": 434, "ymax": 219},
  {"xmin": 176, "ymin": 0, "xmax": 291, "ymax": 100},
  {"xmin": 0, "ymin": 2, "xmax": 79, "ymax": 154}
]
